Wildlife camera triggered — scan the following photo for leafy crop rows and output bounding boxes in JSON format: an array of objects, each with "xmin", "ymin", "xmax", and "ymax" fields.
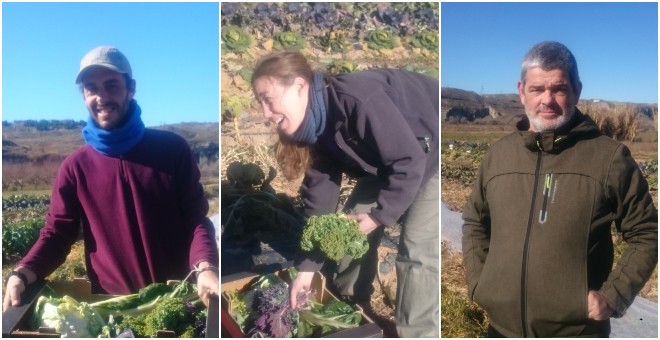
[
  {"xmin": 221, "ymin": 2, "xmax": 439, "ymax": 58},
  {"xmin": 221, "ymin": 2, "xmax": 439, "ymax": 140},
  {"xmin": 222, "ymin": 3, "xmax": 437, "ymax": 40},
  {"xmin": 2, "ymin": 194, "xmax": 49, "ymax": 262},
  {"xmin": 441, "ymin": 141, "xmax": 490, "ymax": 186},
  {"xmin": 442, "ymin": 141, "xmax": 659, "ymax": 194}
]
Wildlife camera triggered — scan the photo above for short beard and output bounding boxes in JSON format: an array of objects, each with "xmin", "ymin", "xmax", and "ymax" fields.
[{"xmin": 527, "ymin": 105, "xmax": 576, "ymax": 132}]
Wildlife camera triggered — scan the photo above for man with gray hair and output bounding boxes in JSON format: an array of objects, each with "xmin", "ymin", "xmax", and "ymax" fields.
[{"xmin": 462, "ymin": 41, "xmax": 657, "ymax": 337}]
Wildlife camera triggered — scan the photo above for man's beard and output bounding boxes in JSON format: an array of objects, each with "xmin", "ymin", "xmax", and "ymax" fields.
[{"xmin": 527, "ymin": 104, "xmax": 576, "ymax": 132}]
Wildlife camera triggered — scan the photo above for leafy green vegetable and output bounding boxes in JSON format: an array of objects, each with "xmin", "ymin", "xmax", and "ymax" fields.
[
  {"xmin": 221, "ymin": 26, "xmax": 252, "ymax": 53},
  {"xmin": 318, "ymin": 31, "xmax": 350, "ymax": 53},
  {"xmin": 272, "ymin": 31, "xmax": 306, "ymax": 51},
  {"xmin": 298, "ymin": 300, "xmax": 361, "ymax": 337},
  {"xmin": 31, "ymin": 280, "xmax": 203, "ymax": 337},
  {"xmin": 89, "ymin": 282, "xmax": 170, "ymax": 318},
  {"xmin": 250, "ymin": 282, "xmax": 298, "ymax": 337},
  {"xmin": 116, "ymin": 298, "xmax": 199, "ymax": 337},
  {"xmin": 410, "ymin": 31, "xmax": 438, "ymax": 51},
  {"xmin": 143, "ymin": 297, "xmax": 197, "ymax": 337},
  {"xmin": 2, "ymin": 218, "xmax": 43, "ymax": 262},
  {"xmin": 117, "ymin": 314, "xmax": 147, "ymax": 337},
  {"xmin": 226, "ymin": 270, "xmax": 363, "ymax": 337},
  {"xmin": 225, "ymin": 290, "xmax": 253, "ymax": 331},
  {"xmin": 31, "ymin": 295, "xmax": 106, "ymax": 338},
  {"xmin": 300, "ymin": 213, "xmax": 369, "ymax": 261},
  {"xmin": 221, "ymin": 95, "xmax": 252, "ymax": 120},
  {"xmin": 365, "ymin": 29, "xmax": 399, "ymax": 50},
  {"xmin": 89, "ymin": 282, "xmax": 184, "ymax": 319}
]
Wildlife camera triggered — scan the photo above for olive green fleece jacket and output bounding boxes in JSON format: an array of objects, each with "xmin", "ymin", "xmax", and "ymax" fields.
[{"xmin": 462, "ymin": 111, "xmax": 658, "ymax": 337}]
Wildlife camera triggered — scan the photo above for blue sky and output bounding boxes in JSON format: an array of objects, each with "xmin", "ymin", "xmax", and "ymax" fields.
[
  {"xmin": 441, "ymin": 2, "xmax": 658, "ymax": 104},
  {"xmin": 2, "ymin": 2, "xmax": 219, "ymax": 127}
]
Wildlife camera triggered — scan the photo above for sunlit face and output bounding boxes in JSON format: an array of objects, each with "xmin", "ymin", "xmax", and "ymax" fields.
[
  {"xmin": 518, "ymin": 67, "xmax": 581, "ymax": 132},
  {"xmin": 81, "ymin": 67, "xmax": 135, "ymax": 130},
  {"xmin": 253, "ymin": 76, "xmax": 309, "ymax": 136}
]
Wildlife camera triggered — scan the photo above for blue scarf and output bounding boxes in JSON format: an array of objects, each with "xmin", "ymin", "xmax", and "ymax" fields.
[
  {"xmin": 82, "ymin": 99, "xmax": 146, "ymax": 156},
  {"xmin": 291, "ymin": 72, "xmax": 327, "ymax": 144}
]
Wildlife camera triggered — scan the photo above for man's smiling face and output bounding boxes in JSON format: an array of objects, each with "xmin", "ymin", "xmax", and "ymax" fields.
[{"xmin": 81, "ymin": 66, "xmax": 135, "ymax": 130}]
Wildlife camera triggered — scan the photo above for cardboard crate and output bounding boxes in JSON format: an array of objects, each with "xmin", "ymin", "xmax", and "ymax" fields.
[
  {"xmin": 2, "ymin": 278, "xmax": 218, "ymax": 338},
  {"xmin": 221, "ymin": 266, "xmax": 383, "ymax": 338}
]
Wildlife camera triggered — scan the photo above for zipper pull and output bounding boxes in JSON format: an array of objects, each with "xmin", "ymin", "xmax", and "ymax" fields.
[{"xmin": 418, "ymin": 137, "xmax": 431, "ymax": 153}]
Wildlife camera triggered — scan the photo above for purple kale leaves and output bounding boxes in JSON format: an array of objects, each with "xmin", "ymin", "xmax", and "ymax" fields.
[{"xmin": 251, "ymin": 282, "xmax": 299, "ymax": 338}]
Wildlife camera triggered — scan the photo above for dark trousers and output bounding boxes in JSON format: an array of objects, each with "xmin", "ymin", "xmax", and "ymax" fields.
[
  {"xmin": 487, "ymin": 324, "xmax": 610, "ymax": 338},
  {"xmin": 488, "ymin": 325, "xmax": 505, "ymax": 338}
]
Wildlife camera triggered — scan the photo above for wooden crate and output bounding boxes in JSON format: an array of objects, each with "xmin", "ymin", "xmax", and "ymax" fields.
[{"xmin": 221, "ymin": 267, "xmax": 382, "ymax": 338}]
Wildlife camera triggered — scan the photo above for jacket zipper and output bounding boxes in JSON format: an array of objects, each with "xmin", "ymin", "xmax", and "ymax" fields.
[
  {"xmin": 417, "ymin": 136, "xmax": 431, "ymax": 153},
  {"xmin": 520, "ymin": 139, "xmax": 544, "ymax": 337},
  {"xmin": 539, "ymin": 173, "xmax": 553, "ymax": 224}
]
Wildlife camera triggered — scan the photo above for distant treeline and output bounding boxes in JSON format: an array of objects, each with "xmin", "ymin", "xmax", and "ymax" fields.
[{"xmin": 2, "ymin": 119, "xmax": 86, "ymax": 131}]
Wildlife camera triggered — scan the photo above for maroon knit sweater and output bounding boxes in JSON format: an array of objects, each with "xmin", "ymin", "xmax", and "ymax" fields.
[{"xmin": 19, "ymin": 129, "xmax": 218, "ymax": 294}]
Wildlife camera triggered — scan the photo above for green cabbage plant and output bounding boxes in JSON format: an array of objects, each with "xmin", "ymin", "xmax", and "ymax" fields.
[
  {"xmin": 318, "ymin": 31, "xmax": 350, "ymax": 53},
  {"xmin": 272, "ymin": 31, "xmax": 306, "ymax": 51},
  {"xmin": 365, "ymin": 29, "xmax": 399, "ymax": 50},
  {"xmin": 411, "ymin": 31, "xmax": 439, "ymax": 51},
  {"xmin": 222, "ymin": 26, "xmax": 252, "ymax": 53}
]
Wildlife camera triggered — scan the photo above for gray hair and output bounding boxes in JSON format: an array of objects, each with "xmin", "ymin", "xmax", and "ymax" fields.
[{"xmin": 520, "ymin": 41, "xmax": 580, "ymax": 94}]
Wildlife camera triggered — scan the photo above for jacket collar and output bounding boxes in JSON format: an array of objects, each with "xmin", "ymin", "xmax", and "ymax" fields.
[{"xmin": 517, "ymin": 109, "xmax": 601, "ymax": 153}]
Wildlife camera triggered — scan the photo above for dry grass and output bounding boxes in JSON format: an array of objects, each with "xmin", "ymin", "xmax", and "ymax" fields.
[
  {"xmin": 441, "ymin": 243, "xmax": 488, "ymax": 337},
  {"xmin": 578, "ymin": 102, "xmax": 641, "ymax": 142},
  {"xmin": 440, "ymin": 178, "xmax": 472, "ymax": 212}
]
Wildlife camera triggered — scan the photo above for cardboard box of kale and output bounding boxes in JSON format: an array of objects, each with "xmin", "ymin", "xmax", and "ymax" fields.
[
  {"xmin": 2, "ymin": 278, "xmax": 218, "ymax": 338},
  {"xmin": 221, "ymin": 265, "xmax": 383, "ymax": 338}
]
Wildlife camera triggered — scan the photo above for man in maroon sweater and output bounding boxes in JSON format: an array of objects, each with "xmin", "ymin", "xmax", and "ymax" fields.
[{"xmin": 3, "ymin": 46, "xmax": 219, "ymax": 310}]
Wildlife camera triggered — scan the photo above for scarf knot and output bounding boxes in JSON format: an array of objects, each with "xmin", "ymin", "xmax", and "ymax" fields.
[
  {"xmin": 82, "ymin": 99, "xmax": 146, "ymax": 155},
  {"xmin": 291, "ymin": 72, "xmax": 327, "ymax": 144}
]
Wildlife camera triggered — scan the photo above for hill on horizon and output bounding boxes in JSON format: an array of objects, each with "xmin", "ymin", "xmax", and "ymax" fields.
[
  {"xmin": 2, "ymin": 121, "xmax": 219, "ymax": 165},
  {"xmin": 441, "ymin": 87, "xmax": 658, "ymax": 127}
]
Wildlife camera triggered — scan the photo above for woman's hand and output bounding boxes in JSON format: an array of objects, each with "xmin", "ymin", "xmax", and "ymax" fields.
[
  {"xmin": 349, "ymin": 213, "xmax": 380, "ymax": 235},
  {"xmin": 290, "ymin": 271, "xmax": 315, "ymax": 308},
  {"xmin": 195, "ymin": 262, "xmax": 219, "ymax": 307}
]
